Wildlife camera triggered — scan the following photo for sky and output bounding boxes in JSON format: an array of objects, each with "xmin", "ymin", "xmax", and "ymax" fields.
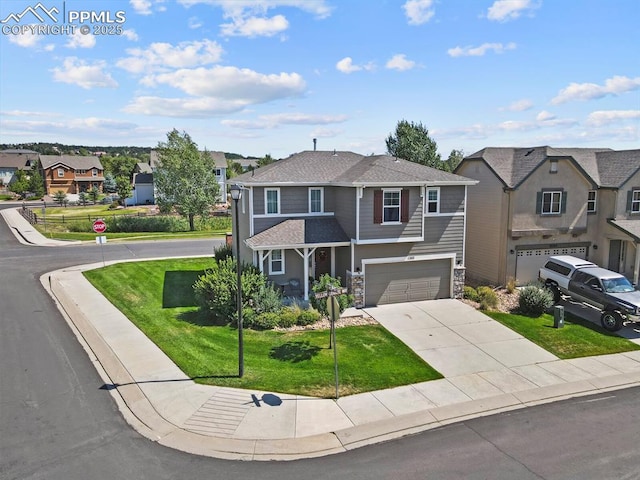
[{"xmin": 0, "ymin": 0, "xmax": 639, "ymax": 159}]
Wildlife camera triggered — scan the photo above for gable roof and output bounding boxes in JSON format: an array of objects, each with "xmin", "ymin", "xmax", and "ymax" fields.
[
  {"xmin": 233, "ymin": 150, "xmax": 477, "ymax": 186},
  {"xmin": 150, "ymin": 150, "xmax": 227, "ymax": 169},
  {"xmin": 0, "ymin": 150, "xmax": 39, "ymax": 170},
  {"xmin": 595, "ymin": 149, "xmax": 640, "ymax": 188},
  {"xmin": 461, "ymin": 146, "xmax": 618, "ymax": 189},
  {"xmin": 40, "ymin": 155, "xmax": 103, "ymax": 170},
  {"xmin": 245, "ymin": 218, "xmax": 350, "ymax": 250}
]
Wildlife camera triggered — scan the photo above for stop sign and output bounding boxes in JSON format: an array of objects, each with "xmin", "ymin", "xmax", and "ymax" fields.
[{"xmin": 92, "ymin": 219, "xmax": 107, "ymax": 234}]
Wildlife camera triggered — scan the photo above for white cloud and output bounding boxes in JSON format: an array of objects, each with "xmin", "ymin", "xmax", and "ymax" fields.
[
  {"xmin": 7, "ymin": 28, "xmax": 41, "ymax": 48},
  {"xmin": 336, "ymin": 57, "xmax": 375, "ymax": 74},
  {"xmin": 220, "ymin": 14, "xmax": 289, "ymax": 37},
  {"xmin": 447, "ymin": 42, "xmax": 516, "ymax": 57},
  {"xmin": 486, "ymin": 0, "xmax": 540, "ymax": 22},
  {"xmin": 130, "ymin": 0, "xmax": 153, "ymax": 15},
  {"xmin": 501, "ymin": 99, "xmax": 533, "ymax": 111},
  {"xmin": 586, "ymin": 110, "xmax": 640, "ymax": 126},
  {"xmin": 551, "ymin": 76, "xmax": 640, "ymax": 104},
  {"xmin": 386, "ymin": 54, "xmax": 416, "ymax": 71},
  {"xmin": 117, "ymin": 39, "xmax": 223, "ymax": 73},
  {"xmin": 65, "ymin": 31, "xmax": 97, "ymax": 49},
  {"xmin": 152, "ymin": 66, "xmax": 306, "ymax": 101},
  {"xmin": 188, "ymin": 16, "xmax": 203, "ymax": 29},
  {"xmin": 402, "ymin": 0, "xmax": 435, "ymax": 25},
  {"xmin": 122, "ymin": 29, "xmax": 139, "ymax": 41},
  {"xmin": 536, "ymin": 110, "xmax": 556, "ymax": 121},
  {"xmin": 222, "ymin": 112, "xmax": 347, "ymax": 129},
  {"xmin": 124, "ymin": 96, "xmax": 248, "ymax": 117},
  {"xmin": 177, "ymin": 0, "xmax": 333, "ymax": 19},
  {"xmin": 51, "ymin": 57, "xmax": 118, "ymax": 89}
]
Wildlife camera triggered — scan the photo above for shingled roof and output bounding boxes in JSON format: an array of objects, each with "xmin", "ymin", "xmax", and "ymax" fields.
[
  {"xmin": 245, "ymin": 218, "xmax": 350, "ymax": 250},
  {"xmin": 461, "ymin": 146, "xmax": 635, "ymax": 189},
  {"xmin": 40, "ymin": 155, "xmax": 103, "ymax": 170},
  {"xmin": 233, "ymin": 151, "xmax": 476, "ymax": 186}
]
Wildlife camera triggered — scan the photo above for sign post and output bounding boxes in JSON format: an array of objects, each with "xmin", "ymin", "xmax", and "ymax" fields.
[
  {"xmin": 92, "ymin": 219, "xmax": 107, "ymax": 267},
  {"xmin": 321, "ymin": 286, "xmax": 346, "ymax": 400}
]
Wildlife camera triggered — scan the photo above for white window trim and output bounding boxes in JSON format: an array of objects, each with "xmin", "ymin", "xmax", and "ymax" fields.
[
  {"xmin": 269, "ymin": 249, "xmax": 285, "ymax": 275},
  {"xmin": 309, "ymin": 187, "xmax": 324, "ymax": 213},
  {"xmin": 587, "ymin": 190, "xmax": 597, "ymax": 213},
  {"xmin": 265, "ymin": 188, "xmax": 280, "ymax": 215},
  {"xmin": 425, "ymin": 187, "xmax": 440, "ymax": 215},
  {"xmin": 632, "ymin": 190, "xmax": 640, "ymax": 213},
  {"xmin": 57, "ymin": 168, "xmax": 64, "ymax": 177},
  {"xmin": 92, "ymin": 168, "xmax": 98, "ymax": 177},
  {"xmin": 542, "ymin": 190, "xmax": 562, "ymax": 215},
  {"xmin": 382, "ymin": 188, "xmax": 401, "ymax": 224}
]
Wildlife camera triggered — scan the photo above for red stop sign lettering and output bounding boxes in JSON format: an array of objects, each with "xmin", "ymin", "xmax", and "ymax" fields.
[{"xmin": 93, "ymin": 219, "xmax": 107, "ymax": 234}]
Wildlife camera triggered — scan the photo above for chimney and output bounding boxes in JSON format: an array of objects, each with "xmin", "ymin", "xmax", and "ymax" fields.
[{"xmin": 313, "ymin": 138, "xmax": 317, "ymax": 151}]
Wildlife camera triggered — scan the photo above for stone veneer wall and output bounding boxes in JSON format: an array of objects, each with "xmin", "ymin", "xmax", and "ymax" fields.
[
  {"xmin": 453, "ymin": 266, "xmax": 465, "ymax": 299},
  {"xmin": 346, "ymin": 270, "xmax": 364, "ymax": 308}
]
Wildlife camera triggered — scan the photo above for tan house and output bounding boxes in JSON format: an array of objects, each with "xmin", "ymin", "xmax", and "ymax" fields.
[
  {"xmin": 231, "ymin": 150, "xmax": 477, "ymax": 307},
  {"xmin": 40, "ymin": 155, "xmax": 105, "ymax": 196},
  {"xmin": 455, "ymin": 147, "xmax": 640, "ymax": 286}
]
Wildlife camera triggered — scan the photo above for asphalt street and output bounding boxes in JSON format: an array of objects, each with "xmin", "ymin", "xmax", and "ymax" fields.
[{"xmin": 2, "ymin": 204, "xmax": 640, "ymax": 479}]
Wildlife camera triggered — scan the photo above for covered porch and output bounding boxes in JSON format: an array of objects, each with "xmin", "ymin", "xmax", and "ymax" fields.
[
  {"xmin": 607, "ymin": 219, "xmax": 640, "ymax": 285},
  {"xmin": 245, "ymin": 218, "xmax": 351, "ymax": 300}
]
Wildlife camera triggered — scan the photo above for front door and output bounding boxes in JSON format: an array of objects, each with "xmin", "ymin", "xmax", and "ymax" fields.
[
  {"xmin": 608, "ymin": 240, "xmax": 622, "ymax": 272},
  {"xmin": 314, "ymin": 248, "xmax": 331, "ymax": 279}
]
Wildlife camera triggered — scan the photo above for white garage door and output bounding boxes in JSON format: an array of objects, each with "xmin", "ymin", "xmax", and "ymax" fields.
[
  {"xmin": 365, "ymin": 259, "xmax": 452, "ymax": 306},
  {"xmin": 515, "ymin": 246, "xmax": 588, "ymax": 285}
]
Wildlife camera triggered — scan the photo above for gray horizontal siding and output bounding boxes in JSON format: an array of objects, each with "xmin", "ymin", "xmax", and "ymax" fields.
[
  {"xmin": 413, "ymin": 215, "xmax": 464, "ymax": 259},
  {"xmin": 440, "ymin": 185, "xmax": 465, "ymax": 214},
  {"xmin": 333, "ymin": 187, "xmax": 356, "ymax": 238},
  {"xmin": 359, "ymin": 187, "xmax": 423, "ymax": 240}
]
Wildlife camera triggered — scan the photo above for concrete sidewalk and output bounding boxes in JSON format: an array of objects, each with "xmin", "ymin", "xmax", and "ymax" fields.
[{"xmin": 7, "ymin": 206, "xmax": 640, "ymax": 460}]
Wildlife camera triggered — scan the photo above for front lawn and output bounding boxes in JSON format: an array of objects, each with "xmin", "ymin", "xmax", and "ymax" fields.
[
  {"xmin": 83, "ymin": 257, "xmax": 442, "ymax": 397},
  {"xmin": 484, "ymin": 311, "xmax": 640, "ymax": 359}
]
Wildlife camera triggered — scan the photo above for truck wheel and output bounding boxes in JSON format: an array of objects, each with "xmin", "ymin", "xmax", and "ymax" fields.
[
  {"xmin": 547, "ymin": 284, "xmax": 561, "ymax": 304},
  {"xmin": 601, "ymin": 311, "xmax": 623, "ymax": 332}
]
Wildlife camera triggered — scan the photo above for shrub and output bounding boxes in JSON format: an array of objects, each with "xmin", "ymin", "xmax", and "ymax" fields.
[
  {"xmin": 518, "ymin": 283, "xmax": 554, "ymax": 316},
  {"xmin": 311, "ymin": 274, "xmax": 353, "ymax": 316},
  {"xmin": 297, "ymin": 308, "xmax": 321, "ymax": 326},
  {"xmin": 477, "ymin": 286, "xmax": 499, "ymax": 310},
  {"xmin": 213, "ymin": 243, "xmax": 232, "ymax": 262},
  {"xmin": 278, "ymin": 308, "xmax": 298, "ymax": 328},
  {"xmin": 506, "ymin": 277, "xmax": 517, "ymax": 294},
  {"xmin": 463, "ymin": 285, "xmax": 479, "ymax": 302},
  {"xmin": 106, "ymin": 215, "xmax": 189, "ymax": 233},
  {"xmin": 252, "ymin": 312, "xmax": 281, "ymax": 330},
  {"xmin": 252, "ymin": 284, "xmax": 283, "ymax": 315}
]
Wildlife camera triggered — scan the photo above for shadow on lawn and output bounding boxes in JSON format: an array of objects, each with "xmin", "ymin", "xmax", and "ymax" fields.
[
  {"xmin": 270, "ymin": 341, "xmax": 321, "ymax": 363},
  {"xmin": 177, "ymin": 309, "xmax": 229, "ymax": 327},
  {"xmin": 162, "ymin": 270, "xmax": 205, "ymax": 308}
]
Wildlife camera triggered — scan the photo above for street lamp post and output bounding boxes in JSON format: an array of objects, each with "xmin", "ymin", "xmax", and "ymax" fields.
[{"xmin": 230, "ymin": 184, "xmax": 244, "ymax": 378}]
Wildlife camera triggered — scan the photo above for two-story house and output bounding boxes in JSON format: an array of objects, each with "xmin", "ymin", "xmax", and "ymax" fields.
[
  {"xmin": 231, "ymin": 150, "xmax": 477, "ymax": 307},
  {"xmin": 454, "ymin": 147, "xmax": 640, "ymax": 286},
  {"xmin": 40, "ymin": 155, "xmax": 105, "ymax": 196},
  {"xmin": 0, "ymin": 149, "xmax": 38, "ymax": 188}
]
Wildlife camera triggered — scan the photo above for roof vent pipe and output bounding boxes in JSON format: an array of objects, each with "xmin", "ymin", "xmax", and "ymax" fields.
[{"xmin": 313, "ymin": 138, "xmax": 317, "ymax": 151}]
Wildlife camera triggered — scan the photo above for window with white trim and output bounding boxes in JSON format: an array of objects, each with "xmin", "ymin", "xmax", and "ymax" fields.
[
  {"xmin": 214, "ymin": 168, "xmax": 222, "ymax": 177},
  {"xmin": 309, "ymin": 187, "xmax": 323, "ymax": 213},
  {"xmin": 383, "ymin": 189, "xmax": 401, "ymax": 223},
  {"xmin": 632, "ymin": 190, "xmax": 640, "ymax": 213},
  {"xmin": 92, "ymin": 168, "xmax": 98, "ymax": 177},
  {"xmin": 269, "ymin": 249, "xmax": 284, "ymax": 274},
  {"xmin": 587, "ymin": 190, "xmax": 597, "ymax": 213},
  {"xmin": 426, "ymin": 187, "xmax": 440, "ymax": 214},
  {"xmin": 542, "ymin": 190, "xmax": 562, "ymax": 214},
  {"xmin": 265, "ymin": 188, "xmax": 280, "ymax": 215},
  {"xmin": 57, "ymin": 168, "xmax": 64, "ymax": 177}
]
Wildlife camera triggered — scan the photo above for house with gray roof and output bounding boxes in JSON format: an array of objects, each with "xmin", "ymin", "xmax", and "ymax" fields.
[
  {"xmin": 0, "ymin": 149, "xmax": 38, "ymax": 188},
  {"xmin": 40, "ymin": 154, "xmax": 105, "ymax": 196},
  {"xmin": 454, "ymin": 146, "xmax": 640, "ymax": 286},
  {"xmin": 231, "ymin": 150, "xmax": 477, "ymax": 307}
]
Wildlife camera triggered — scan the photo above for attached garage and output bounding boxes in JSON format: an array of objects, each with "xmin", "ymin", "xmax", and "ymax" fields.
[
  {"xmin": 515, "ymin": 245, "xmax": 588, "ymax": 285},
  {"xmin": 364, "ymin": 257, "xmax": 452, "ymax": 306}
]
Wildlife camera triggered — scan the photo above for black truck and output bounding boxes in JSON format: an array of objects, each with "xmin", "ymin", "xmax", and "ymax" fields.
[{"xmin": 540, "ymin": 256, "xmax": 640, "ymax": 331}]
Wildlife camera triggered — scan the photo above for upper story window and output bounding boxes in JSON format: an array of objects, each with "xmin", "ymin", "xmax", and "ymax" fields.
[
  {"xmin": 92, "ymin": 168, "xmax": 98, "ymax": 177},
  {"xmin": 77, "ymin": 169, "xmax": 86, "ymax": 175},
  {"xmin": 587, "ymin": 190, "xmax": 597, "ymax": 213},
  {"xmin": 309, "ymin": 187, "xmax": 323, "ymax": 213},
  {"xmin": 57, "ymin": 168, "xmax": 64, "ymax": 177},
  {"xmin": 426, "ymin": 187, "xmax": 440, "ymax": 214},
  {"xmin": 536, "ymin": 189, "xmax": 565, "ymax": 215},
  {"xmin": 549, "ymin": 160, "xmax": 558, "ymax": 173},
  {"xmin": 629, "ymin": 189, "xmax": 640, "ymax": 214},
  {"xmin": 265, "ymin": 188, "xmax": 280, "ymax": 215},
  {"xmin": 214, "ymin": 168, "xmax": 222, "ymax": 177},
  {"xmin": 269, "ymin": 249, "xmax": 284, "ymax": 275},
  {"xmin": 383, "ymin": 189, "xmax": 401, "ymax": 223},
  {"xmin": 374, "ymin": 188, "xmax": 409, "ymax": 224}
]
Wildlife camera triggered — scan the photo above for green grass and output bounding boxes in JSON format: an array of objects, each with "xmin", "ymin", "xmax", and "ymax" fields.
[
  {"xmin": 484, "ymin": 311, "xmax": 640, "ymax": 359},
  {"xmin": 83, "ymin": 258, "xmax": 442, "ymax": 397}
]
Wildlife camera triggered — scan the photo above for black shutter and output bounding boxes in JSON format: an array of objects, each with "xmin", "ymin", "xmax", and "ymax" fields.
[
  {"xmin": 535, "ymin": 191, "xmax": 542, "ymax": 214},
  {"xmin": 627, "ymin": 190, "xmax": 634, "ymax": 212},
  {"xmin": 561, "ymin": 191, "xmax": 567, "ymax": 213},
  {"xmin": 373, "ymin": 190, "xmax": 383, "ymax": 224},
  {"xmin": 401, "ymin": 189, "xmax": 409, "ymax": 222}
]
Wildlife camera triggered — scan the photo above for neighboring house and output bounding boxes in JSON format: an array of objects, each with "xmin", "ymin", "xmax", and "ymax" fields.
[
  {"xmin": 127, "ymin": 173, "xmax": 155, "ymax": 205},
  {"xmin": 454, "ymin": 146, "xmax": 640, "ymax": 286},
  {"xmin": 234, "ymin": 157, "xmax": 259, "ymax": 172},
  {"xmin": 40, "ymin": 155, "xmax": 105, "ymax": 195},
  {"xmin": 150, "ymin": 150, "xmax": 227, "ymax": 203},
  {"xmin": 231, "ymin": 150, "xmax": 477, "ymax": 307},
  {"xmin": 0, "ymin": 149, "xmax": 37, "ymax": 188}
]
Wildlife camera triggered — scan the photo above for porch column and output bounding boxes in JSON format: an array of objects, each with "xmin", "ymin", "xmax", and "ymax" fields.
[
  {"xmin": 303, "ymin": 247, "xmax": 309, "ymax": 300},
  {"xmin": 330, "ymin": 246, "xmax": 336, "ymax": 277},
  {"xmin": 258, "ymin": 251, "xmax": 265, "ymax": 273},
  {"xmin": 634, "ymin": 242, "xmax": 640, "ymax": 286}
]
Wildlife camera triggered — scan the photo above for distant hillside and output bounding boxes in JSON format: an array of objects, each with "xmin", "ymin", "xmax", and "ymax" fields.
[{"xmin": 1, "ymin": 142, "xmax": 260, "ymax": 161}]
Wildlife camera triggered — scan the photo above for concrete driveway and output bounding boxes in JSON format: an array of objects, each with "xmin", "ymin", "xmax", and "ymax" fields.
[{"xmin": 363, "ymin": 299, "xmax": 558, "ymax": 379}]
